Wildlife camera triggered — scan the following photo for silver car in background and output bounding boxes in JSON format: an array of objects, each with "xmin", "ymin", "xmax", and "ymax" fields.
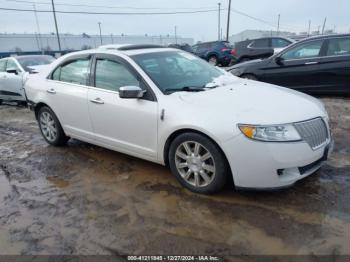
[{"xmin": 0, "ymin": 55, "xmax": 55, "ymax": 104}]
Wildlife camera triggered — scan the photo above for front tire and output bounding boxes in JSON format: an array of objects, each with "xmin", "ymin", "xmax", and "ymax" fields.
[
  {"xmin": 38, "ymin": 106, "xmax": 69, "ymax": 146},
  {"xmin": 0, "ymin": 99, "xmax": 2, "ymax": 105},
  {"xmin": 168, "ymin": 132, "xmax": 229, "ymax": 194}
]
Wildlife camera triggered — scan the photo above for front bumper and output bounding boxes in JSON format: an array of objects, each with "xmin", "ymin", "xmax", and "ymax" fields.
[{"xmin": 220, "ymin": 134, "xmax": 333, "ymax": 189}]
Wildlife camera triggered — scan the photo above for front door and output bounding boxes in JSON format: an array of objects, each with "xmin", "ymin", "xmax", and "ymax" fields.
[
  {"xmin": 87, "ymin": 55, "xmax": 158, "ymax": 160},
  {"xmin": 0, "ymin": 59, "xmax": 25, "ymax": 100},
  {"xmin": 261, "ymin": 39, "xmax": 324, "ymax": 92}
]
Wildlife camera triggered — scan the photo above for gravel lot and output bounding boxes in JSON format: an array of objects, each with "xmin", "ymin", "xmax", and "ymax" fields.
[{"xmin": 0, "ymin": 97, "xmax": 349, "ymax": 256}]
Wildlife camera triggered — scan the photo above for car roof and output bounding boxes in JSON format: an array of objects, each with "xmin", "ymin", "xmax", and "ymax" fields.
[
  {"xmin": 98, "ymin": 44, "xmax": 164, "ymax": 51},
  {"xmin": 57, "ymin": 46, "xmax": 179, "ymax": 59},
  {"xmin": 195, "ymin": 40, "xmax": 229, "ymax": 45}
]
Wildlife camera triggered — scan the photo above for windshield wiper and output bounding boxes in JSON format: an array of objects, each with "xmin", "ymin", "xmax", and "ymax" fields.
[{"xmin": 163, "ymin": 86, "xmax": 207, "ymax": 94}]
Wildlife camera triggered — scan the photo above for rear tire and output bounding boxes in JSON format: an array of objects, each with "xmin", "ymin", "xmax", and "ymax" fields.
[
  {"xmin": 168, "ymin": 132, "xmax": 230, "ymax": 194},
  {"xmin": 38, "ymin": 106, "xmax": 69, "ymax": 146},
  {"xmin": 241, "ymin": 74, "xmax": 258, "ymax": 80},
  {"xmin": 0, "ymin": 99, "xmax": 2, "ymax": 105}
]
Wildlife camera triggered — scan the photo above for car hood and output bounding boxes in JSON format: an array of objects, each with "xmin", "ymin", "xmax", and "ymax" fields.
[{"xmin": 175, "ymin": 78, "xmax": 327, "ymax": 125}]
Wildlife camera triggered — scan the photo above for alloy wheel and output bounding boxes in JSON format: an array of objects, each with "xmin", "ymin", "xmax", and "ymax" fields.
[
  {"xmin": 175, "ymin": 141, "xmax": 216, "ymax": 187},
  {"xmin": 40, "ymin": 111, "xmax": 58, "ymax": 142}
]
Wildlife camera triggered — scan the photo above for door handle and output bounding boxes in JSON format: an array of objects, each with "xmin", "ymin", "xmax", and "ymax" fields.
[
  {"xmin": 46, "ymin": 88, "xmax": 56, "ymax": 94},
  {"xmin": 304, "ymin": 61, "xmax": 318, "ymax": 65},
  {"xmin": 90, "ymin": 98, "xmax": 104, "ymax": 104}
]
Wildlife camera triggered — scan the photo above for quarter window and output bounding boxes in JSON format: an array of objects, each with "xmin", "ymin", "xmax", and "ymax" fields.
[
  {"xmin": 326, "ymin": 37, "xmax": 350, "ymax": 56},
  {"xmin": 281, "ymin": 40, "xmax": 323, "ymax": 60},
  {"xmin": 52, "ymin": 58, "xmax": 90, "ymax": 85},
  {"xmin": 95, "ymin": 59, "xmax": 140, "ymax": 92}
]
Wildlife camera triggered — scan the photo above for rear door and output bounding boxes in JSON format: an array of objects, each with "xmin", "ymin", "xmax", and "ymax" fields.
[
  {"xmin": 247, "ymin": 38, "xmax": 272, "ymax": 58},
  {"xmin": 261, "ymin": 39, "xmax": 324, "ymax": 92},
  {"xmin": 87, "ymin": 54, "xmax": 158, "ymax": 160},
  {"xmin": 47, "ymin": 55, "xmax": 94, "ymax": 140},
  {"xmin": 318, "ymin": 36, "xmax": 350, "ymax": 93}
]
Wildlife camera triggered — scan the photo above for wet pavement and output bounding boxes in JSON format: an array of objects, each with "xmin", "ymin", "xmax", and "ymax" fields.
[{"xmin": 0, "ymin": 98, "xmax": 349, "ymax": 256}]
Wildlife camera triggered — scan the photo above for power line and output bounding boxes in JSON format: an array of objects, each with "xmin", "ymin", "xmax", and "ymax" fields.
[
  {"xmin": 5, "ymin": 0, "xmax": 217, "ymax": 10},
  {"xmin": 0, "ymin": 7, "xmax": 221, "ymax": 15}
]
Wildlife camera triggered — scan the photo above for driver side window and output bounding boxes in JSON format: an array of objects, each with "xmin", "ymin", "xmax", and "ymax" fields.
[
  {"xmin": 94, "ymin": 59, "xmax": 140, "ymax": 92},
  {"xmin": 281, "ymin": 40, "xmax": 323, "ymax": 60},
  {"xmin": 6, "ymin": 59, "xmax": 20, "ymax": 72}
]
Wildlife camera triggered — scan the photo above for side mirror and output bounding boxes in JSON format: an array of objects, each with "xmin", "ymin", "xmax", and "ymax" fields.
[
  {"xmin": 6, "ymin": 68, "xmax": 18, "ymax": 75},
  {"xmin": 119, "ymin": 86, "xmax": 145, "ymax": 99},
  {"xmin": 275, "ymin": 56, "xmax": 284, "ymax": 65}
]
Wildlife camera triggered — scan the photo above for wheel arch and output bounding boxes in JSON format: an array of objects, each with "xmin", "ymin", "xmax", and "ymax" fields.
[{"xmin": 162, "ymin": 128, "xmax": 231, "ymax": 170}]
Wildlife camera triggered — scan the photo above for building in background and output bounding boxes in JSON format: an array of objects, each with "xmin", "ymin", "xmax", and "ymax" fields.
[{"xmin": 0, "ymin": 33, "xmax": 194, "ymax": 53}]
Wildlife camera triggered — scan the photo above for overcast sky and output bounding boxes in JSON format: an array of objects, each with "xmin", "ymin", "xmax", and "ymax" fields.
[{"xmin": 0, "ymin": 0, "xmax": 349, "ymax": 41}]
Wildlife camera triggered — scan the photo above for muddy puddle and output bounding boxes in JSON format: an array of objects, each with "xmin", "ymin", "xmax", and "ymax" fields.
[{"xmin": 0, "ymin": 98, "xmax": 350, "ymax": 255}]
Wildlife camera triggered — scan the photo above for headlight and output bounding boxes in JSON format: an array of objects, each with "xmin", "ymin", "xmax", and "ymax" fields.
[{"xmin": 238, "ymin": 124, "xmax": 302, "ymax": 142}]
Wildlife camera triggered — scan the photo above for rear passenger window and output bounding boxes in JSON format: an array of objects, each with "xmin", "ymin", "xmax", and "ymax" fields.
[
  {"xmin": 51, "ymin": 58, "xmax": 90, "ymax": 85},
  {"xmin": 326, "ymin": 37, "xmax": 350, "ymax": 56},
  {"xmin": 95, "ymin": 59, "xmax": 140, "ymax": 92},
  {"xmin": 250, "ymin": 39, "xmax": 269, "ymax": 48},
  {"xmin": 0, "ymin": 60, "xmax": 6, "ymax": 72}
]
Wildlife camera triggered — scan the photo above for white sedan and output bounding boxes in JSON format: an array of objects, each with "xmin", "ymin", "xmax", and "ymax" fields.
[
  {"xmin": 0, "ymin": 55, "xmax": 55, "ymax": 104},
  {"xmin": 24, "ymin": 45, "xmax": 332, "ymax": 194}
]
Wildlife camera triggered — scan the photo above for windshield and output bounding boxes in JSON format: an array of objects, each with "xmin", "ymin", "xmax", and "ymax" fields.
[
  {"xmin": 17, "ymin": 56, "xmax": 55, "ymax": 72},
  {"xmin": 131, "ymin": 51, "xmax": 224, "ymax": 94}
]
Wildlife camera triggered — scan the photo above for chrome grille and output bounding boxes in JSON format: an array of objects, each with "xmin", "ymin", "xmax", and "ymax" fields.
[{"xmin": 294, "ymin": 118, "xmax": 329, "ymax": 150}]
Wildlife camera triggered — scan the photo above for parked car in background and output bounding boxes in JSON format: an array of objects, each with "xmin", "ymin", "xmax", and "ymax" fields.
[
  {"xmin": 25, "ymin": 45, "xmax": 332, "ymax": 194},
  {"xmin": 192, "ymin": 41, "xmax": 235, "ymax": 66},
  {"xmin": 168, "ymin": 43, "xmax": 194, "ymax": 53},
  {"xmin": 0, "ymin": 55, "xmax": 55, "ymax": 104},
  {"xmin": 232, "ymin": 37, "xmax": 294, "ymax": 63},
  {"xmin": 229, "ymin": 34, "xmax": 350, "ymax": 95}
]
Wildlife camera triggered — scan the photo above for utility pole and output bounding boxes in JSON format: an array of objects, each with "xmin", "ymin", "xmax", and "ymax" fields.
[
  {"xmin": 226, "ymin": 0, "xmax": 231, "ymax": 41},
  {"xmin": 33, "ymin": 4, "xmax": 43, "ymax": 52},
  {"xmin": 218, "ymin": 3, "xmax": 221, "ymax": 40},
  {"xmin": 307, "ymin": 20, "xmax": 311, "ymax": 37},
  {"xmin": 174, "ymin": 26, "xmax": 177, "ymax": 44},
  {"xmin": 51, "ymin": 0, "xmax": 61, "ymax": 51},
  {"xmin": 110, "ymin": 34, "xmax": 114, "ymax": 44},
  {"xmin": 321, "ymin": 17, "xmax": 327, "ymax": 34},
  {"xmin": 98, "ymin": 22, "xmax": 102, "ymax": 45},
  {"xmin": 277, "ymin": 14, "xmax": 280, "ymax": 36}
]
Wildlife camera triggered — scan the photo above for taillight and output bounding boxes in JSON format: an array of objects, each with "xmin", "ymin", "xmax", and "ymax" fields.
[{"xmin": 231, "ymin": 48, "xmax": 237, "ymax": 56}]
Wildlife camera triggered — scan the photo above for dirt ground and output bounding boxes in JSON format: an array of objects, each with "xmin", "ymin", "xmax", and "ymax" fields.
[{"xmin": 0, "ymin": 97, "xmax": 349, "ymax": 257}]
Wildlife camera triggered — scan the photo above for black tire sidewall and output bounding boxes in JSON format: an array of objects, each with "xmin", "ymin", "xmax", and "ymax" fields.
[
  {"xmin": 168, "ymin": 132, "xmax": 229, "ymax": 194},
  {"xmin": 38, "ymin": 106, "xmax": 68, "ymax": 146}
]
